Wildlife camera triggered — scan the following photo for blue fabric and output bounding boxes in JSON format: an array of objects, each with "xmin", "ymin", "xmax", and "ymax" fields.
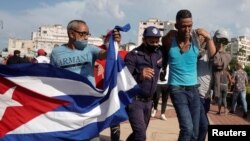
[
  {"xmin": 168, "ymin": 38, "xmax": 199, "ymax": 86},
  {"xmin": 50, "ymin": 44, "xmax": 101, "ymax": 85},
  {"xmin": 231, "ymin": 90, "xmax": 248, "ymax": 113},
  {"xmin": 0, "ymin": 23, "xmax": 140, "ymax": 141},
  {"xmin": 169, "ymin": 86, "xmax": 200, "ymax": 141}
]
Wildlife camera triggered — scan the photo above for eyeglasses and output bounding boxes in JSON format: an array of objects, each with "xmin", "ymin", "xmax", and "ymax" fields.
[
  {"xmin": 215, "ymin": 38, "xmax": 229, "ymax": 45},
  {"xmin": 71, "ymin": 29, "xmax": 91, "ymax": 37}
]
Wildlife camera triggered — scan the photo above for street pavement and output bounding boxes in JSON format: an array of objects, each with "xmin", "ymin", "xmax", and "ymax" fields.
[{"xmin": 100, "ymin": 99, "xmax": 250, "ymax": 141}]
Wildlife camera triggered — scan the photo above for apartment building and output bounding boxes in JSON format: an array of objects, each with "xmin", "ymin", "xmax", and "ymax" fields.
[
  {"xmin": 229, "ymin": 36, "xmax": 250, "ymax": 66},
  {"xmin": 137, "ymin": 18, "xmax": 175, "ymax": 45},
  {"xmin": 7, "ymin": 38, "xmax": 34, "ymax": 57},
  {"xmin": 5, "ymin": 24, "xmax": 103, "ymax": 58},
  {"xmin": 32, "ymin": 24, "xmax": 68, "ymax": 56}
]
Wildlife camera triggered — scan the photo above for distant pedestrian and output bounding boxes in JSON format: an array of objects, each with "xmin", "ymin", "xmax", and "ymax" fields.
[
  {"xmin": 33, "ymin": 49, "xmax": 50, "ymax": 63},
  {"xmin": 216, "ymin": 69, "xmax": 232, "ymax": 115},
  {"xmin": 6, "ymin": 50, "xmax": 27, "ymax": 65},
  {"xmin": 212, "ymin": 29, "xmax": 232, "ymax": 104},
  {"xmin": 230, "ymin": 62, "xmax": 248, "ymax": 118},
  {"xmin": 151, "ymin": 66, "xmax": 169, "ymax": 121},
  {"xmin": 0, "ymin": 55, "xmax": 4, "ymax": 64}
]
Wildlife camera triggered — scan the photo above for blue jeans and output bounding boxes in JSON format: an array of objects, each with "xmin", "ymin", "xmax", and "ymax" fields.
[
  {"xmin": 198, "ymin": 98, "xmax": 209, "ymax": 141},
  {"xmin": 231, "ymin": 90, "xmax": 248, "ymax": 113},
  {"xmin": 169, "ymin": 85, "xmax": 201, "ymax": 141}
]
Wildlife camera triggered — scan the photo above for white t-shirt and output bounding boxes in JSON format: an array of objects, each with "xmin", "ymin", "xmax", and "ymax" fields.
[
  {"xmin": 36, "ymin": 56, "xmax": 50, "ymax": 63},
  {"xmin": 197, "ymin": 52, "xmax": 212, "ymax": 98},
  {"xmin": 157, "ymin": 66, "xmax": 169, "ymax": 85}
]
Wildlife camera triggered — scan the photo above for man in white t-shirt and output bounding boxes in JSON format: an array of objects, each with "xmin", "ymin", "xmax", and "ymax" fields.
[
  {"xmin": 34, "ymin": 49, "xmax": 50, "ymax": 63},
  {"xmin": 151, "ymin": 66, "xmax": 169, "ymax": 120}
]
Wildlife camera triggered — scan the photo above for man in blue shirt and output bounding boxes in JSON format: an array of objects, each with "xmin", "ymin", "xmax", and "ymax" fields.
[{"xmin": 50, "ymin": 19, "xmax": 120, "ymax": 141}]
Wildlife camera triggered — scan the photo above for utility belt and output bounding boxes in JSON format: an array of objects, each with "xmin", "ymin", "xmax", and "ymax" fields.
[{"xmin": 135, "ymin": 95, "xmax": 152, "ymax": 102}]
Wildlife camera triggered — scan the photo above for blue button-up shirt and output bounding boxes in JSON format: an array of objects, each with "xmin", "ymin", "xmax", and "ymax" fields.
[{"xmin": 125, "ymin": 45, "xmax": 163, "ymax": 97}]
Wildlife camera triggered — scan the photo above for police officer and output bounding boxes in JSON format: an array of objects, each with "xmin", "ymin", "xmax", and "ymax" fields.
[{"xmin": 125, "ymin": 26, "xmax": 162, "ymax": 141}]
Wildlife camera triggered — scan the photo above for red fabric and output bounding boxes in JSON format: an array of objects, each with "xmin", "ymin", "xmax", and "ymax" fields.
[
  {"xmin": 0, "ymin": 77, "xmax": 69, "ymax": 137},
  {"xmin": 94, "ymin": 49, "xmax": 128, "ymax": 89},
  {"xmin": 37, "ymin": 49, "xmax": 47, "ymax": 56}
]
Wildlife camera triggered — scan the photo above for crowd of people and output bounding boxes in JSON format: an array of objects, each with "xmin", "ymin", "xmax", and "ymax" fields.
[{"xmin": 1, "ymin": 9, "xmax": 249, "ymax": 141}]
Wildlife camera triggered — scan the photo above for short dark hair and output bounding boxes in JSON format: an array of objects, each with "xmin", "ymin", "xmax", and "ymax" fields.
[
  {"xmin": 14, "ymin": 50, "xmax": 20, "ymax": 56},
  {"xmin": 176, "ymin": 9, "xmax": 192, "ymax": 21}
]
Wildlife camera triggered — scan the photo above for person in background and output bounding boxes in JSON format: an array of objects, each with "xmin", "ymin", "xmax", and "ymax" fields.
[
  {"xmin": 230, "ymin": 62, "xmax": 248, "ymax": 119},
  {"xmin": 217, "ymin": 68, "xmax": 232, "ymax": 115},
  {"xmin": 33, "ymin": 49, "xmax": 50, "ymax": 63},
  {"xmin": 0, "ymin": 55, "xmax": 4, "ymax": 64},
  {"xmin": 50, "ymin": 19, "xmax": 121, "ymax": 141},
  {"xmin": 6, "ymin": 50, "xmax": 27, "ymax": 64},
  {"xmin": 151, "ymin": 66, "xmax": 169, "ymax": 121},
  {"xmin": 212, "ymin": 29, "xmax": 232, "ymax": 105},
  {"xmin": 94, "ymin": 30, "xmax": 127, "ymax": 141},
  {"xmin": 125, "ymin": 26, "xmax": 162, "ymax": 141}
]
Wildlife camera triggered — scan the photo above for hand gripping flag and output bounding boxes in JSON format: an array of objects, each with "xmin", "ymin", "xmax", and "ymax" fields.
[{"xmin": 0, "ymin": 24, "xmax": 139, "ymax": 141}]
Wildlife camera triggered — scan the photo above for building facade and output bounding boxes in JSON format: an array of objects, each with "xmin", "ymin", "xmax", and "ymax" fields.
[
  {"xmin": 7, "ymin": 38, "xmax": 34, "ymax": 57},
  {"xmin": 4, "ymin": 24, "xmax": 103, "ymax": 58},
  {"xmin": 229, "ymin": 36, "xmax": 250, "ymax": 66},
  {"xmin": 32, "ymin": 24, "xmax": 68, "ymax": 57},
  {"xmin": 137, "ymin": 18, "xmax": 175, "ymax": 45}
]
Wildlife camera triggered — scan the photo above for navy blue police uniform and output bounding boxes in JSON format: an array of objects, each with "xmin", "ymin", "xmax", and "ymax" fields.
[{"xmin": 125, "ymin": 26, "xmax": 163, "ymax": 141}]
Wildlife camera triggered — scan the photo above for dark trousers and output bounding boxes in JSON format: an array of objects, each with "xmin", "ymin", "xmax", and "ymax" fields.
[
  {"xmin": 218, "ymin": 84, "xmax": 228, "ymax": 107},
  {"xmin": 153, "ymin": 84, "xmax": 169, "ymax": 114},
  {"xmin": 126, "ymin": 100, "xmax": 153, "ymax": 141},
  {"xmin": 197, "ymin": 98, "xmax": 209, "ymax": 141},
  {"xmin": 110, "ymin": 124, "xmax": 120, "ymax": 141}
]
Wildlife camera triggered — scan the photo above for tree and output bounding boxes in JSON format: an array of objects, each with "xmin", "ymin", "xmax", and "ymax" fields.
[
  {"xmin": 244, "ymin": 65, "xmax": 250, "ymax": 76},
  {"xmin": 229, "ymin": 57, "xmax": 238, "ymax": 72}
]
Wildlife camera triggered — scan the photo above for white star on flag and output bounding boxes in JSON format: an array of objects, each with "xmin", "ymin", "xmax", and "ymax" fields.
[{"xmin": 0, "ymin": 87, "xmax": 23, "ymax": 120}]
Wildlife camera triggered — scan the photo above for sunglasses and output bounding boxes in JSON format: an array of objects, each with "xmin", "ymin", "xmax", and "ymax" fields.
[
  {"xmin": 215, "ymin": 38, "xmax": 229, "ymax": 45},
  {"xmin": 71, "ymin": 29, "xmax": 91, "ymax": 37}
]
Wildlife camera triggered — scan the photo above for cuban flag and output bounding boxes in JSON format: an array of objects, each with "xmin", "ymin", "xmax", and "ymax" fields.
[{"xmin": 0, "ymin": 24, "xmax": 139, "ymax": 141}]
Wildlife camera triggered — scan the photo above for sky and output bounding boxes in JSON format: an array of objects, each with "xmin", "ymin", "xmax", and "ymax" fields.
[{"xmin": 0, "ymin": 0, "xmax": 250, "ymax": 50}]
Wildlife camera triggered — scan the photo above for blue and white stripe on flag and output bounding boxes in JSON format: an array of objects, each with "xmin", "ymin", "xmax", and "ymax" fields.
[{"xmin": 0, "ymin": 24, "xmax": 139, "ymax": 141}]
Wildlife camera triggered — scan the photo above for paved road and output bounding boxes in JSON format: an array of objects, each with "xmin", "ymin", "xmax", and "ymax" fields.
[{"xmin": 100, "ymin": 100, "xmax": 249, "ymax": 141}]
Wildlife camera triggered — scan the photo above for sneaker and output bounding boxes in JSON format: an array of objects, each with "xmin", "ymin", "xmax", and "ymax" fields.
[
  {"xmin": 151, "ymin": 110, "xmax": 157, "ymax": 117},
  {"xmin": 160, "ymin": 114, "xmax": 167, "ymax": 120}
]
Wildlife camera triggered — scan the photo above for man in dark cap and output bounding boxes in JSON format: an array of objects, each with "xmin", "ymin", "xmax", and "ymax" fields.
[
  {"xmin": 6, "ymin": 50, "xmax": 27, "ymax": 65},
  {"xmin": 125, "ymin": 26, "xmax": 163, "ymax": 141}
]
